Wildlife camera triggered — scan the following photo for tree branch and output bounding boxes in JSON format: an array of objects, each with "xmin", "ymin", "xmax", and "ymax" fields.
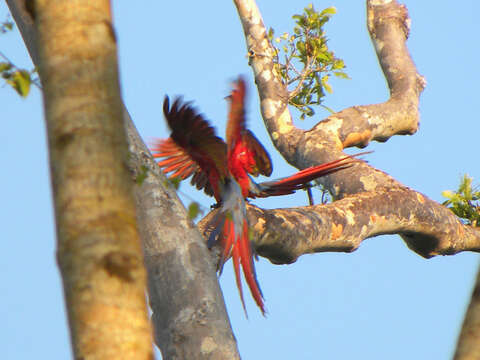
[
  {"xmin": 125, "ymin": 113, "xmax": 240, "ymax": 359},
  {"xmin": 454, "ymin": 262, "xmax": 480, "ymax": 360},
  {"xmin": 200, "ymin": 190, "xmax": 480, "ymax": 265},
  {"xmin": 234, "ymin": 0, "xmax": 426, "ymax": 161},
  {"xmin": 230, "ymin": 0, "xmax": 480, "ymax": 262}
]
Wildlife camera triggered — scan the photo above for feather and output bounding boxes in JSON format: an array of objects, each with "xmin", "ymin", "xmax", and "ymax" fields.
[{"xmin": 152, "ymin": 96, "xmax": 228, "ymax": 201}]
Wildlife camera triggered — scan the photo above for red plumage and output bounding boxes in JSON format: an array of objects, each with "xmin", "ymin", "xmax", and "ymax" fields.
[{"xmin": 151, "ymin": 76, "xmax": 366, "ymax": 315}]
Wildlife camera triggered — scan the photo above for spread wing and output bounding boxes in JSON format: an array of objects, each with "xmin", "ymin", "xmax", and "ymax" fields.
[
  {"xmin": 243, "ymin": 130, "xmax": 272, "ymax": 177},
  {"xmin": 226, "ymin": 76, "xmax": 272, "ymax": 177},
  {"xmin": 151, "ymin": 96, "xmax": 228, "ymax": 200}
]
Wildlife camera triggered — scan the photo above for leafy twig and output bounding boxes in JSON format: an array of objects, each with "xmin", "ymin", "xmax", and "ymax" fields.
[
  {"xmin": 268, "ymin": 4, "xmax": 349, "ymax": 119},
  {"xmin": 443, "ymin": 175, "xmax": 480, "ymax": 227}
]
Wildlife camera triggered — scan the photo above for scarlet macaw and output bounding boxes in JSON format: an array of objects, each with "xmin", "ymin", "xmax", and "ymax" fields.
[{"xmin": 152, "ymin": 76, "xmax": 363, "ymax": 315}]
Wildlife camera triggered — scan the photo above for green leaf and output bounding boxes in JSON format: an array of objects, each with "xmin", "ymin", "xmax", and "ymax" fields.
[
  {"xmin": 442, "ymin": 175, "xmax": 480, "ymax": 227},
  {"xmin": 187, "ymin": 202, "xmax": 201, "ymax": 221},
  {"xmin": 267, "ymin": 27, "xmax": 274, "ymax": 40},
  {"xmin": 296, "ymin": 41, "xmax": 306, "ymax": 56},
  {"xmin": 7, "ymin": 70, "xmax": 31, "ymax": 97},
  {"xmin": 333, "ymin": 71, "xmax": 350, "ymax": 79},
  {"xmin": 315, "ymin": 52, "xmax": 330, "ymax": 62},
  {"xmin": 324, "ymin": 82, "xmax": 332, "ymax": 94},
  {"xmin": 169, "ymin": 177, "xmax": 182, "ymax": 190},
  {"xmin": 321, "ymin": 7, "xmax": 337, "ymax": 16},
  {"xmin": 333, "ymin": 59, "xmax": 345, "ymax": 70},
  {"xmin": 321, "ymin": 75, "xmax": 332, "ymax": 94},
  {"xmin": 441, "ymin": 190, "xmax": 455, "ymax": 199},
  {"xmin": 0, "ymin": 62, "xmax": 12, "ymax": 72},
  {"xmin": 305, "ymin": 106, "xmax": 314, "ymax": 117}
]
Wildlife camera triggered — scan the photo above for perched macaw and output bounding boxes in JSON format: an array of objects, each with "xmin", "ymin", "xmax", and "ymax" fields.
[{"xmin": 151, "ymin": 76, "xmax": 364, "ymax": 315}]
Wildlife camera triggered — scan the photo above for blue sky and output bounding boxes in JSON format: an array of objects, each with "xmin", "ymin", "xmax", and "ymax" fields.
[{"xmin": 1, "ymin": 1, "xmax": 479, "ymax": 359}]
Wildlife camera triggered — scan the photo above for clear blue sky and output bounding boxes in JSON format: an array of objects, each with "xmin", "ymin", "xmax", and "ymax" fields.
[{"xmin": 1, "ymin": 1, "xmax": 479, "ymax": 359}]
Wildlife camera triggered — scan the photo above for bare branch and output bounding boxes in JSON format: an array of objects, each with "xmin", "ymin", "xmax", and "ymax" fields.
[
  {"xmin": 200, "ymin": 189, "xmax": 480, "ymax": 265},
  {"xmin": 247, "ymin": 191, "xmax": 480, "ymax": 264}
]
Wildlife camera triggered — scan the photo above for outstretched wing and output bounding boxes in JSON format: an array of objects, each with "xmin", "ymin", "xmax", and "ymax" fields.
[
  {"xmin": 226, "ymin": 76, "xmax": 272, "ymax": 177},
  {"xmin": 151, "ymin": 96, "xmax": 228, "ymax": 200}
]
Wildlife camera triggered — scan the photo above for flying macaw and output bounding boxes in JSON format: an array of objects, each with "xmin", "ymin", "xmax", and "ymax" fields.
[{"xmin": 151, "ymin": 76, "xmax": 364, "ymax": 315}]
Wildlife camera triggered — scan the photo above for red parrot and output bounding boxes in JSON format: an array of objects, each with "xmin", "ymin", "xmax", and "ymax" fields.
[{"xmin": 151, "ymin": 76, "xmax": 364, "ymax": 315}]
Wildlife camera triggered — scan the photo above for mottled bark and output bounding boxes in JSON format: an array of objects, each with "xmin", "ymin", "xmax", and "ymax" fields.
[
  {"xmin": 454, "ymin": 263, "xmax": 480, "ymax": 360},
  {"xmin": 7, "ymin": 0, "xmax": 240, "ymax": 359},
  {"xmin": 230, "ymin": 0, "xmax": 480, "ymax": 260},
  {"xmin": 232, "ymin": 0, "xmax": 480, "ymax": 357},
  {"xmin": 34, "ymin": 0, "xmax": 153, "ymax": 358},
  {"xmin": 200, "ymin": 190, "xmax": 480, "ymax": 265},
  {"xmin": 126, "ymin": 115, "xmax": 240, "ymax": 360}
]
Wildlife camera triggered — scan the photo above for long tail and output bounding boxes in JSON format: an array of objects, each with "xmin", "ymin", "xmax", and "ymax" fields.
[
  {"xmin": 207, "ymin": 180, "xmax": 266, "ymax": 316},
  {"xmin": 221, "ymin": 217, "xmax": 265, "ymax": 316},
  {"xmin": 251, "ymin": 152, "xmax": 371, "ymax": 198}
]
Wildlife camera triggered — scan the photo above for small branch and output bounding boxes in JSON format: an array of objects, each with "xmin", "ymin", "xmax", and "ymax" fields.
[{"xmin": 288, "ymin": 56, "xmax": 314, "ymax": 100}]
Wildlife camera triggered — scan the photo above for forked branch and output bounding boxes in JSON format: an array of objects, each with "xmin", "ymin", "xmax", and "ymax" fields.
[{"xmin": 231, "ymin": 0, "xmax": 480, "ymax": 261}]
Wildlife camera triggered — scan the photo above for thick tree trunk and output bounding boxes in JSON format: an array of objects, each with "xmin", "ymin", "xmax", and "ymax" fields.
[{"xmin": 34, "ymin": 0, "xmax": 153, "ymax": 358}]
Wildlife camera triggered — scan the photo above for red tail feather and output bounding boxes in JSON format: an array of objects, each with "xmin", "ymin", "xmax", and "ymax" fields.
[
  {"xmin": 220, "ymin": 217, "xmax": 265, "ymax": 317},
  {"xmin": 239, "ymin": 221, "xmax": 265, "ymax": 314},
  {"xmin": 231, "ymin": 233, "xmax": 247, "ymax": 315}
]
